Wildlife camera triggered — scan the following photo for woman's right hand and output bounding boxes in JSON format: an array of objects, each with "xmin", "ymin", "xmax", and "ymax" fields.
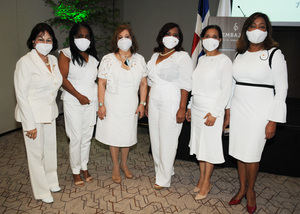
[
  {"xmin": 145, "ymin": 104, "xmax": 149, "ymax": 117},
  {"xmin": 186, "ymin": 109, "xmax": 191, "ymax": 122},
  {"xmin": 223, "ymin": 109, "xmax": 230, "ymax": 131},
  {"xmin": 26, "ymin": 128, "xmax": 37, "ymax": 140},
  {"xmin": 77, "ymin": 94, "xmax": 90, "ymax": 105},
  {"xmin": 98, "ymin": 105, "xmax": 106, "ymax": 120}
]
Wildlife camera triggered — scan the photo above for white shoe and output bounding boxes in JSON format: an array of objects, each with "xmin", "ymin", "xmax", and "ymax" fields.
[
  {"xmin": 42, "ymin": 196, "xmax": 54, "ymax": 203},
  {"xmin": 50, "ymin": 186, "xmax": 61, "ymax": 192}
]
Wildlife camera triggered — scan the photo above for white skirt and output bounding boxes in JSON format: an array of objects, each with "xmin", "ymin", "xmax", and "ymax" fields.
[
  {"xmin": 95, "ymin": 87, "xmax": 138, "ymax": 147},
  {"xmin": 189, "ymin": 106, "xmax": 225, "ymax": 164},
  {"xmin": 229, "ymin": 85, "xmax": 274, "ymax": 162}
]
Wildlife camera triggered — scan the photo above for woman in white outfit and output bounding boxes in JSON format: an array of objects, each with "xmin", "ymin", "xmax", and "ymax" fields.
[
  {"xmin": 146, "ymin": 23, "xmax": 193, "ymax": 190},
  {"xmin": 186, "ymin": 25, "xmax": 232, "ymax": 200},
  {"xmin": 95, "ymin": 25, "xmax": 148, "ymax": 184},
  {"xmin": 14, "ymin": 23, "xmax": 62, "ymax": 203},
  {"xmin": 224, "ymin": 13, "xmax": 288, "ymax": 214},
  {"xmin": 58, "ymin": 23, "xmax": 99, "ymax": 186}
]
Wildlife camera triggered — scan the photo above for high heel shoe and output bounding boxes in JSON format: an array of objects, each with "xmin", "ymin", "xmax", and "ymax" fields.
[
  {"xmin": 112, "ymin": 175, "xmax": 122, "ymax": 184},
  {"xmin": 229, "ymin": 195, "xmax": 245, "ymax": 205},
  {"xmin": 73, "ymin": 174, "xmax": 84, "ymax": 187},
  {"xmin": 193, "ymin": 186, "xmax": 200, "ymax": 193},
  {"xmin": 246, "ymin": 191, "xmax": 256, "ymax": 213},
  {"xmin": 195, "ymin": 184, "xmax": 212, "ymax": 200},
  {"xmin": 154, "ymin": 184, "xmax": 164, "ymax": 190},
  {"xmin": 80, "ymin": 170, "xmax": 93, "ymax": 182},
  {"xmin": 121, "ymin": 167, "xmax": 133, "ymax": 179},
  {"xmin": 247, "ymin": 204, "xmax": 257, "ymax": 214}
]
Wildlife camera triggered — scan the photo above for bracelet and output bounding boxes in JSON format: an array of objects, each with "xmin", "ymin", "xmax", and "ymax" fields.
[
  {"xmin": 139, "ymin": 101, "xmax": 146, "ymax": 106},
  {"xmin": 99, "ymin": 102, "xmax": 104, "ymax": 107}
]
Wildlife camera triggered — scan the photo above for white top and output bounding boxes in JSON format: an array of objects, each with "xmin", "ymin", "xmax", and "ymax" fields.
[
  {"xmin": 14, "ymin": 49, "xmax": 62, "ymax": 131},
  {"xmin": 147, "ymin": 51, "xmax": 193, "ymax": 91},
  {"xmin": 98, "ymin": 53, "xmax": 147, "ymax": 93},
  {"xmin": 190, "ymin": 54, "xmax": 232, "ymax": 117},
  {"xmin": 231, "ymin": 48, "xmax": 288, "ymax": 122},
  {"xmin": 59, "ymin": 48, "xmax": 99, "ymax": 103}
]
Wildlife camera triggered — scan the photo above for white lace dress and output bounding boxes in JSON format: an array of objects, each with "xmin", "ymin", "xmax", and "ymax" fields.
[{"xmin": 95, "ymin": 53, "xmax": 147, "ymax": 147}]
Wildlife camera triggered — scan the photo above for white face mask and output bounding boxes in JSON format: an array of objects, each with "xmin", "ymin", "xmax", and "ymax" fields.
[
  {"xmin": 74, "ymin": 38, "xmax": 91, "ymax": 51},
  {"xmin": 246, "ymin": 29, "xmax": 268, "ymax": 44},
  {"xmin": 202, "ymin": 38, "xmax": 220, "ymax": 52},
  {"xmin": 35, "ymin": 43, "xmax": 53, "ymax": 56},
  {"xmin": 117, "ymin": 38, "xmax": 132, "ymax": 51},
  {"xmin": 162, "ymin": 36, "xmax": 179, "ymax": 49}
]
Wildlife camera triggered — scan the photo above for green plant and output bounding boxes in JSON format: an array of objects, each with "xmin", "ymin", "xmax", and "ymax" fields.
[{"xmin": 43, "ymin": 0, "xmax": 121, "ymax": 54}]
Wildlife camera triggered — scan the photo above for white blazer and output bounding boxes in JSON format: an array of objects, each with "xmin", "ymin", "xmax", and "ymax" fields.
[{"xmin": 14, "ymin": 49, "xmax": 62, "ymax": 131}]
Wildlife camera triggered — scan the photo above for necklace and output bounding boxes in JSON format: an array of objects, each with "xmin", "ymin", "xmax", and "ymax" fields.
[
  {"xmin": 118, "ymin": 53, "xmax": 131, "ymax": 67},
  {"xmin": 43, "ymin": 56, "xmax": 50, "ymax": 66},
  {"xmin": 118, "ymin": 52, "xmax": 131, "ymax": 60},
  {"xmin": 159, "ymin": 49, "xmax": 175, "ymax": 56}
]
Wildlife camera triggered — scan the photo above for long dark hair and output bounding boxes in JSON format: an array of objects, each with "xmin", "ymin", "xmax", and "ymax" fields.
[
  {"xmin": 27, "ymin": 23, "xmax": 58, "ymax": 51},
  {"xmin": 154, "ymin": 22, "xmax": 184, "ymax": 53},
  {"xmin": 69, "ymin": 22, "xmax": 98, "ymax": 66},
  {"xmin": 236, "ymin": 12, "xmax": 279, "ymax": 54}
]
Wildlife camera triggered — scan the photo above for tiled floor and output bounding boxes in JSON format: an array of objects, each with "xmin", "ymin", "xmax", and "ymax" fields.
[{"xmin": 0, "ymin": 116, "xmax": 300, "ymax": 214}]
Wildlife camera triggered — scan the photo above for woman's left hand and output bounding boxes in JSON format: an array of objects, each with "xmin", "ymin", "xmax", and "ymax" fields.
[
  {"xmin": 176, "ymin": 107, "xmax": 186, "ymax": 123},
  {"xmin": 136, "ymin": 104, "xmax": 145, "ymax": 119},
  {"xmin": 26, "ymin": 128, "xmax": 37, "ymax": 140},
  {"xmin": 265, "ymin": 121, "xmax": 277, "ymax": 139},
  {"xmin": 204, "ymin": 113, "xmax": 216, "ymax": 126}
]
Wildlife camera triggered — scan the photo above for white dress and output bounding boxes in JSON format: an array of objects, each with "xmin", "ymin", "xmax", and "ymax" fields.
[
  {"xmin": 95, "ymin": 53, "xmax": 147, "ymax": 147},
  {"xmin": 147, "ymin": 51, "xmax": 193, "ymax": 187},
  {"xmin": 229, "ymin": 48, "xmax": 288, "ymax": 163},
  {"xmin": 189, "ymin": 54, "xmax": 232, "ymax": 164}
]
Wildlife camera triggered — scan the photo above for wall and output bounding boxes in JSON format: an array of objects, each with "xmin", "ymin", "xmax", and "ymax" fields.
[
  {"xmin": 0, "ymin": 0, "xmax": 65, "ymax": 134},
  {"xmin": 273, "ymin": 27, "xmax": 300, "ymax": 99},
  {"xmin": 121, "ymin": 0, "xmax": 220, "ymax": 60}
]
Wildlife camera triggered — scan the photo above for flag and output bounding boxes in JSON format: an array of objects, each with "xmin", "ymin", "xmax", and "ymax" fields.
[
  {"xmin": 191, "ymin": 0, "xmax": 210, "ymax": 69},
  {"xmin": 217, "ymin": 0, "xmax": 231, "ymax": 16}
]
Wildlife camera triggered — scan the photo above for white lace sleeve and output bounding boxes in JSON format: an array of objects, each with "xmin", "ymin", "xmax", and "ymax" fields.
[{"xmin": 98, "ymin": 54, "xmax": 113, "ymax": 79}]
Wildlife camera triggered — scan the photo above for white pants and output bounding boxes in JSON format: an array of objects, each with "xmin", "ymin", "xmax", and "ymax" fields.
[
  {"xmin": 23, "ymin": 121, "xmax": 59, "ymax": 200},
  {"xmin": 148, "ymin": 95, "xmax": 182, "ymax": 187},
  {"xmin": 63, "ymin": 101, "xmax": 96, "ymax": 174}
]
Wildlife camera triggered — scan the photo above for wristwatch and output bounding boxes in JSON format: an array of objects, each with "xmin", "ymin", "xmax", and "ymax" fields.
[
  {"xmin": 139, "ymin": 101, "xmax": 146, "ymax": 106},
  {"xmin": 99, "ymin": 102, "xmax": 104, "ymax": 107}
]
